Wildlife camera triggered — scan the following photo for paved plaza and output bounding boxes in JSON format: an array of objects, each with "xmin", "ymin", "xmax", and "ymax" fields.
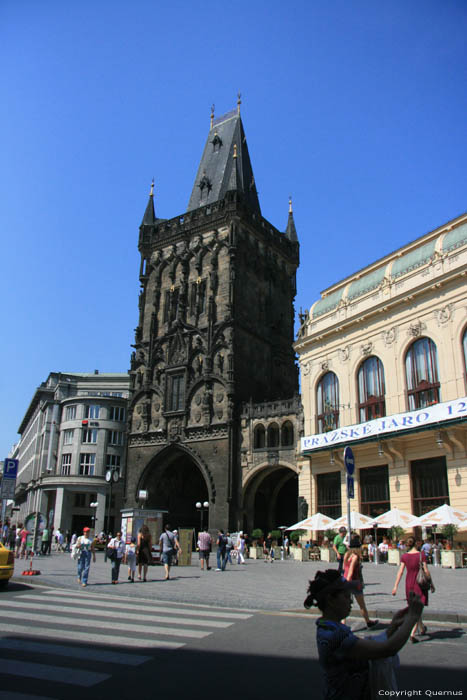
[{"xmin": 11, "ymin": 550, "xmax": 467, "ymax": 623}]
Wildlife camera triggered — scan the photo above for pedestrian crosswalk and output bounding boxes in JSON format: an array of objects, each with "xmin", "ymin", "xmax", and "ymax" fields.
[{"xmin": 0, "ymin": 587, "xmax": 252, "ymax": 698}]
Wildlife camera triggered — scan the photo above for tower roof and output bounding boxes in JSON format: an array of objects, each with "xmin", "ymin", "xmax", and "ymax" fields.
[
  {"xmin": 187, "ymin": 109, "xmax": 261, "ymax": 215},
  {"xmin": 141, "ymin": 180, "xmax": 156, "ymax": 226},
  {"xmin": 285, "ymin": 197, "xmax": 298, "ymax": 242}
]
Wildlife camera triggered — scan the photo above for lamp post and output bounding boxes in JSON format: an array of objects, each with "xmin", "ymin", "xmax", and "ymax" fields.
[
  {"xmin": 90, "ymin": 502, "xmax": 98, "ymax": 535},
  {"xmin": 196, "ymin": 501, "xmax": 209, "ymax": 532},
  {"xmin": 104, "ymin": 468, "xmax": 119, "ymax": 561}
]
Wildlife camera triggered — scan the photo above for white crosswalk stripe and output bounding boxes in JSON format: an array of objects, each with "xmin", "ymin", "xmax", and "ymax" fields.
[{"xmin": 0, "ymin": 588, "xmax": 252, "ymax": 695}]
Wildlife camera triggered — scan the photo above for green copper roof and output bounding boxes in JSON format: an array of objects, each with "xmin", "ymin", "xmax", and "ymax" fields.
[
  {"xmin": 347, "ymin": 266, "xmax": 386, "ymax": 301},
  {"xmin": 391, "ymin": 240, "xmax": 436, "ymax": 279},
  {"xmin": 312, "ymin": 287, "xmax": 344, "ymax": 318},
  {"xmin": 442, "ymin": 222, "xmax": 467, "ymax": 252}
]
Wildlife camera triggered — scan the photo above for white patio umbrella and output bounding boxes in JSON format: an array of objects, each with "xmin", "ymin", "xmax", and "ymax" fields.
[
  {"xmin": 373, "ymin": 508, "xmax": 422, "ymax": 529},
  {"xmin": 329, "ymin": 511, "xmax": 376, "ymax": 530},
  {"xmin": 417, "ymin": 504, "xmax": 467, "ymax": 527},
  {"xmin": 285, "ymin": 512, "xmax": 336, "ymax": 531}
]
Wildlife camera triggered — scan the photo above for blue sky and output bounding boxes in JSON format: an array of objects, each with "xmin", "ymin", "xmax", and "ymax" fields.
[{"xmin": 1, "ymin": 0, "xmax": 466, "ymax": 457}]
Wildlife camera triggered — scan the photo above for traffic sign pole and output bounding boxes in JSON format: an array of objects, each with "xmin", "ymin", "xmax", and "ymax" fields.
[{"xmin": 343, "ymin": 447, "xmax": 355, "ymax": 540}]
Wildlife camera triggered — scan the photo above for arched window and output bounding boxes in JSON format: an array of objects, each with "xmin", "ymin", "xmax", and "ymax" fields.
[
  {"xmin": 267, "ymin": 423, "xmax": 280, "ymax": 448},
  {"xmin": 317, "ymin": 372, "xmax": 340, "ymax": 433},
  {"xmin": 405, "ymin": 337, "xmax": 440, "ymax": 410},
  {"xmin": 358, "ymin": 356, "xmax": 386, "ymax": 422},
  {"xmin": 254, "ymin": 424, "xmax": 265, "ymax": 449},
  {"xmin": 281, "ymin": 421, "xmax": 294, "ymax": 447}
]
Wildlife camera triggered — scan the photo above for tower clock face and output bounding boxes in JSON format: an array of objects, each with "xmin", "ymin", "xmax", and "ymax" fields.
[{"xmin": 105, "ymin": 470, "xmax": 112, "ymax": 482}]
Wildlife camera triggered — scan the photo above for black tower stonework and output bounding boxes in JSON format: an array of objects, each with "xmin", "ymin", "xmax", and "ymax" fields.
[{"xmin": 126, "ymin": 108, "xmax": 300, "ymax": 532}]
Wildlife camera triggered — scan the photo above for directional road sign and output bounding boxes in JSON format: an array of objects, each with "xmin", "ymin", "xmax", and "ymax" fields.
[{"xmin": 343, "ymin": 447, "xmax": 355, "ymax": 475}]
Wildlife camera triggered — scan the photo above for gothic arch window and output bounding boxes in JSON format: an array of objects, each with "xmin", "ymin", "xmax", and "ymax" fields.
[
  {"xmin": 358, "ymin": 356, "xmax": 386, "ymax": 422},
  {"xmin": 281, "ymin": 421, "xmax": 294, "ymax": 447},
  {"xmin": 254, "ymin": 424, "xmax": 265, "ymax": 449},
  {"xmin": 267, "ymin": 423, "xmax": 280, "ymax": 448},
  {"xmin": 405, "ymin": 337, "xmax": 440, "ymax": 411},
  {"xmin": 317, "ymin": 372, "xmax": 340, "ymax": 433}
]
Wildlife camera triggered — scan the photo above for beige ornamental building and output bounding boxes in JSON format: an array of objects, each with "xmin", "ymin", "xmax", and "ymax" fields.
[{"xmin": 294, "ymin": 213, "xmax": 467, "ymax": 540}]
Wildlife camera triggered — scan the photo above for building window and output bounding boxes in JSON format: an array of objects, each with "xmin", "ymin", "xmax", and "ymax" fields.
[
  {"xmin": 106, "ymin": 454, "xmax": 121, "ymax": 469},
  {"xmin": 316, "ymin": 472, "xmax": 342, "ymax": 520},
  {"xmin": 281, "ymin": 421, "xmax": 294, "ymax": 447},
  {"xmin": 317, "ymin": 372, "xmax": 340, "ymax": 433},
  {"xmin": 405, "ymin": 337, "xmax": 440, "ymax": 410},
  {"xmin": 358, "ymin": 356, "xmax": 386, "ymax": 422},
  {"xmin": 164, "ymin": 287, "xmax": 180, "ymax": 323},
  {"xmin": 79, "ymin": 453, "xmax": 95, "ymax": 476},
  {"xmin": 109, "ymin": 406, "xmax": 125, "ymax": 421},
  {"xmin": 82, "ymin": 428, "xmax": 98, "ymax": 444},
  {"xmin": 359, "ymin": 465, "xmax": 390, "ymax": 519},
  {"xmin": 108, "ymin": 430, "xmax": 124, "ymax": 446},
  {"xmin": 66, "ymin": 405, "xmax": 76, "ymax": 420},
  {"xmin": 61, "ymin": 454, "xmax": 72, "ymax": 475},
  {"xmin": 63, "ymin": 429, "xmax": 74, "ymax": 445},
  {"xmin": 411, "ymin": 457, "xmax": 449, "ymax": 516},
  {"xmin": 167, "ymin": 373, "xmax": 184, "ymax": 411},
  {"xmin": 84, "ymin": 405, "xmax": 100, "ymax": 419},
  {"xmin": 267, "ymin": 423, "xmax": 280, "ymax": 447},
  {"xmin": 254, "ymin": 424, "xmax": 266, "ymax": 449},
  {"xmin": 463, "ymin": 328, "xmax": 467, "ymax": 380},
  {"xmin": 74, "ymin": 493, "xmax": 86, "ymax": 507}
]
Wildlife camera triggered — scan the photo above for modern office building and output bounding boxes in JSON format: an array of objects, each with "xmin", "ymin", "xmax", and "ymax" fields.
[
  {"xmin": 126, "ymin": 103, "xmax": 301, "ymax": 532},
  {"xmin": 295, "ymin": 213, "xmax": 467, "ymax": 537},
  {"xmin": 15, "ymin": 371, "xmax": 130, "ymax": 538}
]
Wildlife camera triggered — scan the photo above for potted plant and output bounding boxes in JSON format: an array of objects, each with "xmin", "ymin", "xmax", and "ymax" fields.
[
  {"xmin": 250, "ymin": 528, "xmax": 264, "ymax": 559},
  {"xmin": 289, "ymin": 530, "xmax": 307, "ymax": 560},
  {"xmin": 387, "ymin": 526, "xmax": 406, "ymax": 565},
  {"xmin": 440, "ymin": 525, "xmax": 462, "ymax": 568},
  {"xmin": 320, "ymin": 529, "xmax": 337, "ymax": 562}
]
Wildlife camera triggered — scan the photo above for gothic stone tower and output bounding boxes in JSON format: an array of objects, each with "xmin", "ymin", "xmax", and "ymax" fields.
[{"xmin": 126, "ymin": 106, "xmax": 299, "ymax": 531}]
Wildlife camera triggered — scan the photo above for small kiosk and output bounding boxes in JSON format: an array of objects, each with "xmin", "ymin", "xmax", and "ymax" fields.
[{"xmin": 120, "ymin": 508, "xmax": 167, "ymax": 564}]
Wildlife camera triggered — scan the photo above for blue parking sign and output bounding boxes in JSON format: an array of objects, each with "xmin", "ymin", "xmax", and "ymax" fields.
[{"xmin": 3, "ymin": 458, "xmax": 18, "ymax": 479}]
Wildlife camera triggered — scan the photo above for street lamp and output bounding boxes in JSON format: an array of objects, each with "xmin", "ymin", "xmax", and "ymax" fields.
[
  {"xmin": 196, "ymin": 501, "xmax": 209, "ymax": 531},
  {"xmin": 90, "ymin": 502, "xmax": 98, "ymax": 533},
  {"xmin": 105, "ymin": 467, "xmax": 120, "ymax": 535}
]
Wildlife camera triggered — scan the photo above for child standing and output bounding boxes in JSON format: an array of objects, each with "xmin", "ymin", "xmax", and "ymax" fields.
[{"xmin": 125, "ymin": 537, "xmax": 137, "ymax": 582}]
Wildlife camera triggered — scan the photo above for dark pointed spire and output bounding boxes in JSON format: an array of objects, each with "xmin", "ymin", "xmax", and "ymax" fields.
[
  {"xmin": 141, "ymin": 180, "xmax": 155, "ymax": 226},
  {"xmin": 285, "ymin": 196, "xmax": 298, "ymax": 242},
  {"xmin": 187, "ymin": 105, "xmax": 261, "ymax": 215}
]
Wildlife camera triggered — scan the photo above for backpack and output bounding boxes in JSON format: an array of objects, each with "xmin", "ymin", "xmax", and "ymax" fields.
[{"xmin": 226, "ymin": 536, "xmax": 233, "ymax": 550}]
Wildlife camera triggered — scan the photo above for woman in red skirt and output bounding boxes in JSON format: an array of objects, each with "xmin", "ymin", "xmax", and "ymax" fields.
[{"xmin": 392, "ymin": 536, "xmax": 435, "ymax": 642}]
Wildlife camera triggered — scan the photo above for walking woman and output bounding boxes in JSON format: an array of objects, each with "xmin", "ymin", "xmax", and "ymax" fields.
[
  {"xmin": 136, "ymin": 524, "xmax": 152, "ymax": 581},
  {"xmin": 343, "ymin": 536, "xmax": 378, "ymax": 628},
  {"xmin": 76, "ymin": 526, "xmax": 96, "ymax": 587},
  {"xmin": 392, "ymin": 536, "xmax": 435, "ymax": 642},
  {"xmin": 304, "ymin": 569, "xmax": 423, "ymax": 699},
  {"xmin": 108, "ymin": 531, "xmax": 125, "ymax": 584},
  {"xmin": 236, "ymin": 531, "xmax": 246, "ymax": 565}
]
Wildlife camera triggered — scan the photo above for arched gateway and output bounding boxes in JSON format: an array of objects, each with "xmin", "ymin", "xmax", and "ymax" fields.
[
  {"xmin": 137, "ymin": 446, "xmax": 211, "ymax": 529},
  {"xmin": 242, "ymin": 464, "xmax": 298, "ymax": 534}
]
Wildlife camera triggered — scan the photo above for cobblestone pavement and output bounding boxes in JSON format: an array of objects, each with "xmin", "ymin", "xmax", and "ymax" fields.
[{"xmin": 11, "ymin": 551, "xmax": 467, "ymax": 622}]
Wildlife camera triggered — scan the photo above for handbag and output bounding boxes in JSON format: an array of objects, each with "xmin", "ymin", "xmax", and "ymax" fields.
[
  {"xmin": 71, "ymin": 545, "xmax": 80, "ymax": 561},
  {"xmin": 106, "ymin": 546, "xmax": 116, "ymax": 561},
  {"xmin": 416, "ymin": 552, "xmax": 431, "ymax": 591}
]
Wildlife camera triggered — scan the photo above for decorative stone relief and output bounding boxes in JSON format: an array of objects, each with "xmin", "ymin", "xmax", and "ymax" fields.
[
  {"xmin": 321, "ymin": 360, "xmax": 329, "ymax": 371},
  {"xmin": 301, "ymin": 360, "xmax": 312, "ymax": 376},
  {"xmin": 381, "ymin": 327, "xmax": 397, "ymax": 347},
  {"xmin": 408, "ymin": 320, "xmax": 425, "ymax": 337},
  {"xmin": 338, "ymin": 346, "xmax": 351, "ymax": 363},
  {"xmin": 361, "ymin": 342, "xmax": 373, "ymax": 357},
  {"xmin": 434, "ymin": 304, "xmax": 453, "ymax": 326}
]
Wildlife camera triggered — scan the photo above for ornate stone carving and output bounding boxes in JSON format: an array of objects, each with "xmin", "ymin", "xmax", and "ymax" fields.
[
  {"xmin": 301, "ymin": 361, "xmax": 312, "ymax": 376},
  {"xmin": 168, "ymin": 419, "xmax": 182, "ymax": 442},
  {"xmin": 382, "ymin": 326, "xmax": 397, "ymax": 347},
  {"xmin": 321, "ymin": 360, "xmax": 329, "ymax": 372},
  {"xmin": 434, "ymin": 304, "xmax": 453, "ymax": 326},
  {"xmin": 408, "ymin": 320, "xmax": 425, "ymax": 337},
  {"xmin": 338, "ymin": 346, "xmax": 350, "ymax": 363},
  {"xmin": 361, "ymin": 342, "xmax": 373, "ymax": 357}
]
